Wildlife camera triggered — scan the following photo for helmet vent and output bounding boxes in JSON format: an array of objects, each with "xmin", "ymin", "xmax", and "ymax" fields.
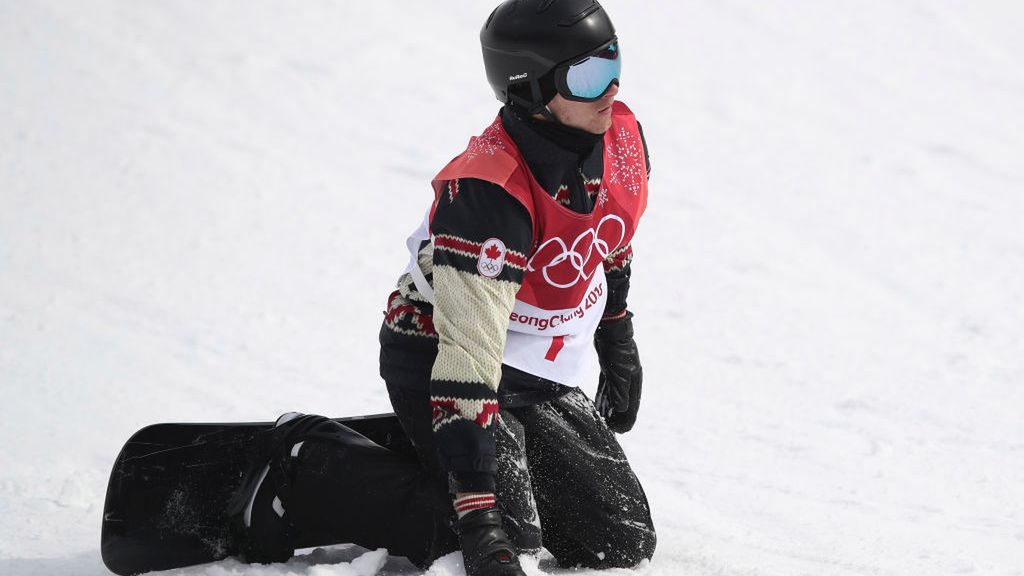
[
  {"xmin": 559, "ymin": 2, "xmax": 600, "ymax": 26},
  {"xmin": 536, "ymin": 0, "xmax": 557, "ymax": 12}
]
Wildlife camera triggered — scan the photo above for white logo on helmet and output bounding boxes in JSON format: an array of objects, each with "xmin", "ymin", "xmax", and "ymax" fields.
[
  {"xmin": 527, "ymin": 215, "xmax": 626, "ymax": 289},
  {"xmin": 509, "ymin": 72, "xmax": 529, "ymax": 82}
]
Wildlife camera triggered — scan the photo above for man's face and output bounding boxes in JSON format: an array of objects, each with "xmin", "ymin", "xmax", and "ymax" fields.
[{"xmin": 546, "ymin": 82, "xmax": 620, "ymax": 135}]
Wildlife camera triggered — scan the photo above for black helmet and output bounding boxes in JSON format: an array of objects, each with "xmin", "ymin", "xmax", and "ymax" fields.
[{"xmin": 480, "ymin": 0, "xmax": 618, "ymax": 114}]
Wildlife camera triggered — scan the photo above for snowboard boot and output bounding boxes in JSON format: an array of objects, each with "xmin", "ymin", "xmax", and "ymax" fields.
[
  {"xmin": 227, "ymin": 412, "xmax": 338, "ymax": 564},
  {"xmin": 457, "ymin": 507, "xmax": 527, "ymax": 576}
]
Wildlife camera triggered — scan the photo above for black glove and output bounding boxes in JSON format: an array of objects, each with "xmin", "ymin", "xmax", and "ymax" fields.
[
  {"xmin": 594, "ymin": 312, "xmax": 642, "ymax": 433},
  {"xmin": 457, "ymin": 507, "xmax": 526, "ymax": 576}
]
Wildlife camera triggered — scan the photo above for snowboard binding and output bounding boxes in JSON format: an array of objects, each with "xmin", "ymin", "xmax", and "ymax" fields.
[
  {"xmin": 227, "ymin": 412, "xmax": 370, "ymax": 563},
  {"xmin": 101, "ymin": 412, "xmax": 411, "ymax": 575}
]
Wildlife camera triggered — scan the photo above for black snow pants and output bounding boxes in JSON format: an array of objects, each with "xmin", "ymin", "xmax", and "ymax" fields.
[{"xmin": 283, "ymin": 387, "xmax": 655, "ymax": 569}]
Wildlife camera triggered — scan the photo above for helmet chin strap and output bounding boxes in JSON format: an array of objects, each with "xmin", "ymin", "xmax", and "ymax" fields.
[
  {"xmin": 507, "ymin": 79, "xmax": 558, "ymax": 123},
  {"xmin": 534, "ymin": 105, "xmax": 557, "ymax": 123},
  {"xmin": 530, "ymin": 79, "xmax": 558, "ymax": 122}
]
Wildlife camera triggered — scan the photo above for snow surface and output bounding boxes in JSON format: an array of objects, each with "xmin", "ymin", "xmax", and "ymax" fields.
[{"xmin": 2, "ymin": 1, "xmax": 1023, "ymax": 575}]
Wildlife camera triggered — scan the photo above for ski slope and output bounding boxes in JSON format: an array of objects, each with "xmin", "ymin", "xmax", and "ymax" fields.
[{"xmin": 2, "ymin": 1, "xmax": 1023, "ymax": 575}]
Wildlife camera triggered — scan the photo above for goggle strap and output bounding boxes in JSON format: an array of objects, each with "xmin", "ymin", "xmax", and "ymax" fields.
[
  {"xmin": 507, "ymin": 78, "xmax": 556, "ymax": 121},
  {"xmin": 529, "ymin": 80, "xmax": 557, "ymax": 121}
]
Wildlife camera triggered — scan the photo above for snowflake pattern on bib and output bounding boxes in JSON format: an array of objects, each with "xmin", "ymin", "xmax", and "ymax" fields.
[
  {"xmin": 465, "ymin": 122, "xmax": 508, "ymax": 161},
  {"xmin": 607, "ymin": 126, "xmax": 645, "ymax": 196}
]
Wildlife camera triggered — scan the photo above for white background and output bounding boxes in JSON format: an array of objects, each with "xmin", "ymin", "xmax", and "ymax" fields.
[{"xmin": 2, "ymin": 1, "xmax": 1022, "ymax": 575}]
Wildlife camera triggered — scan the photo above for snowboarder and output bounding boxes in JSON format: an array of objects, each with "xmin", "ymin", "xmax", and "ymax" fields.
[{"xmin": 231, "ymin": 2, "xmax": 655, "ymax": 575}]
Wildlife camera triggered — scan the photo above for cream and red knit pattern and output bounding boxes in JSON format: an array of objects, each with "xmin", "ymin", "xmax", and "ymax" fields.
[
  {"xmin": 454, "ymin": 493, "xmax": 497, "ymax": 518},
  {"xmin": 430, "ymin": 267, "xmax": 520, "ymax": 390},
  {"xmin": 603, "ymin": 242, "xmax": 634, "ymax": 273},
  {"xmin": 434, "ymin": 234, "xmax": 528, "ymax": 273},
  {"xmin": 384, "ymin": 290, "xmax": 437, "ymax": 339},
  {"xmin": 431, "ymin": 396, "xmax": 500, "ymax": 433}
]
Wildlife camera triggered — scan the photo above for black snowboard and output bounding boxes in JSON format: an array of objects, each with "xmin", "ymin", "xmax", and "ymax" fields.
[{"xmin": 100, "ymin": 413, "xmax": 411, "ymax": 576}]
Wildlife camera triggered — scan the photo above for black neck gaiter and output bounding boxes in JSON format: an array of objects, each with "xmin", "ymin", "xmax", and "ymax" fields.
[{"xmin": 511, "ymin": 106, "xmax": 603, "ymax": 156}]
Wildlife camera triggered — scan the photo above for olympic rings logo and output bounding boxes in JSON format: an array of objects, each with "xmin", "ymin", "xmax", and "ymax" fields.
[
  {"xmin": 479, "ymin": 260, "xmax": 503, "ymax": 274},
  {"xmin": 527, "ymin": 215, "xmax": 626, "ymax": 289}
]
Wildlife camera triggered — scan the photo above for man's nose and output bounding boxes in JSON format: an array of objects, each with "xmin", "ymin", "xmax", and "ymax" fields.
[{"xmin": 603, "ymin": 81, "xmax": 620, "ymax": 99}]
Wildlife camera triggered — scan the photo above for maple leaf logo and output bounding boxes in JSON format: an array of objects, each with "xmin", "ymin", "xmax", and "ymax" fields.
[
  {"xmin": 477, "ymin": 239, "xmax": 507, "ymax": 278},
  {"xmin": 485, "ymin": 244, "xmax": 502, "ymax": 260}
]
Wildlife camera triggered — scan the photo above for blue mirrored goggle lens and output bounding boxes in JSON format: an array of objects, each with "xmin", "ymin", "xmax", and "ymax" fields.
[{"xmin": 564, "ymin": 43, "xmax": 621, "ymax": 99}]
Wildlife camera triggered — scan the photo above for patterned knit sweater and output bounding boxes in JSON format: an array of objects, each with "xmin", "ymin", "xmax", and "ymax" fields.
[{"xmin": 380, "ymin": 106, "xmax": 650, "ymax": 491}]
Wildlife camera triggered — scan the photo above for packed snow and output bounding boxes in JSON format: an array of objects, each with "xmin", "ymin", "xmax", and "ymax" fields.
[{"xmin": 2, "ymin": 1, "xmax": 1023, "ymax": 575}]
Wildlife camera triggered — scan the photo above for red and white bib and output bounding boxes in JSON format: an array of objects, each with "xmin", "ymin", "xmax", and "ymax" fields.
[{"xmin": 407, "ymin": 101, "xmax": 648, "ymax": 385}]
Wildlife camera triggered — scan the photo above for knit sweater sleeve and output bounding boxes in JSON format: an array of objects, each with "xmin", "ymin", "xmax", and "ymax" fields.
[
  {"xmin": 428, "ymin": 178, "xmax": 532, "ymax": 491},
  {"xmin": 602, "ymin": 244, "xmax": 633, "ymax": 319}
]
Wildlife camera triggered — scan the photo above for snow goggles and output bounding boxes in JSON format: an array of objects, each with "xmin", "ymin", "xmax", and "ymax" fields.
[{"xmin": 554, "ymin": 40, "xmax": 621, "ymax": 101}]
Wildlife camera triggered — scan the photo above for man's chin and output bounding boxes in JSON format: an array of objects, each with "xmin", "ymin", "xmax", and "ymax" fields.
[{"xmin": 588, "ymin": 118, "xmax": 613, "ymax": 135}]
